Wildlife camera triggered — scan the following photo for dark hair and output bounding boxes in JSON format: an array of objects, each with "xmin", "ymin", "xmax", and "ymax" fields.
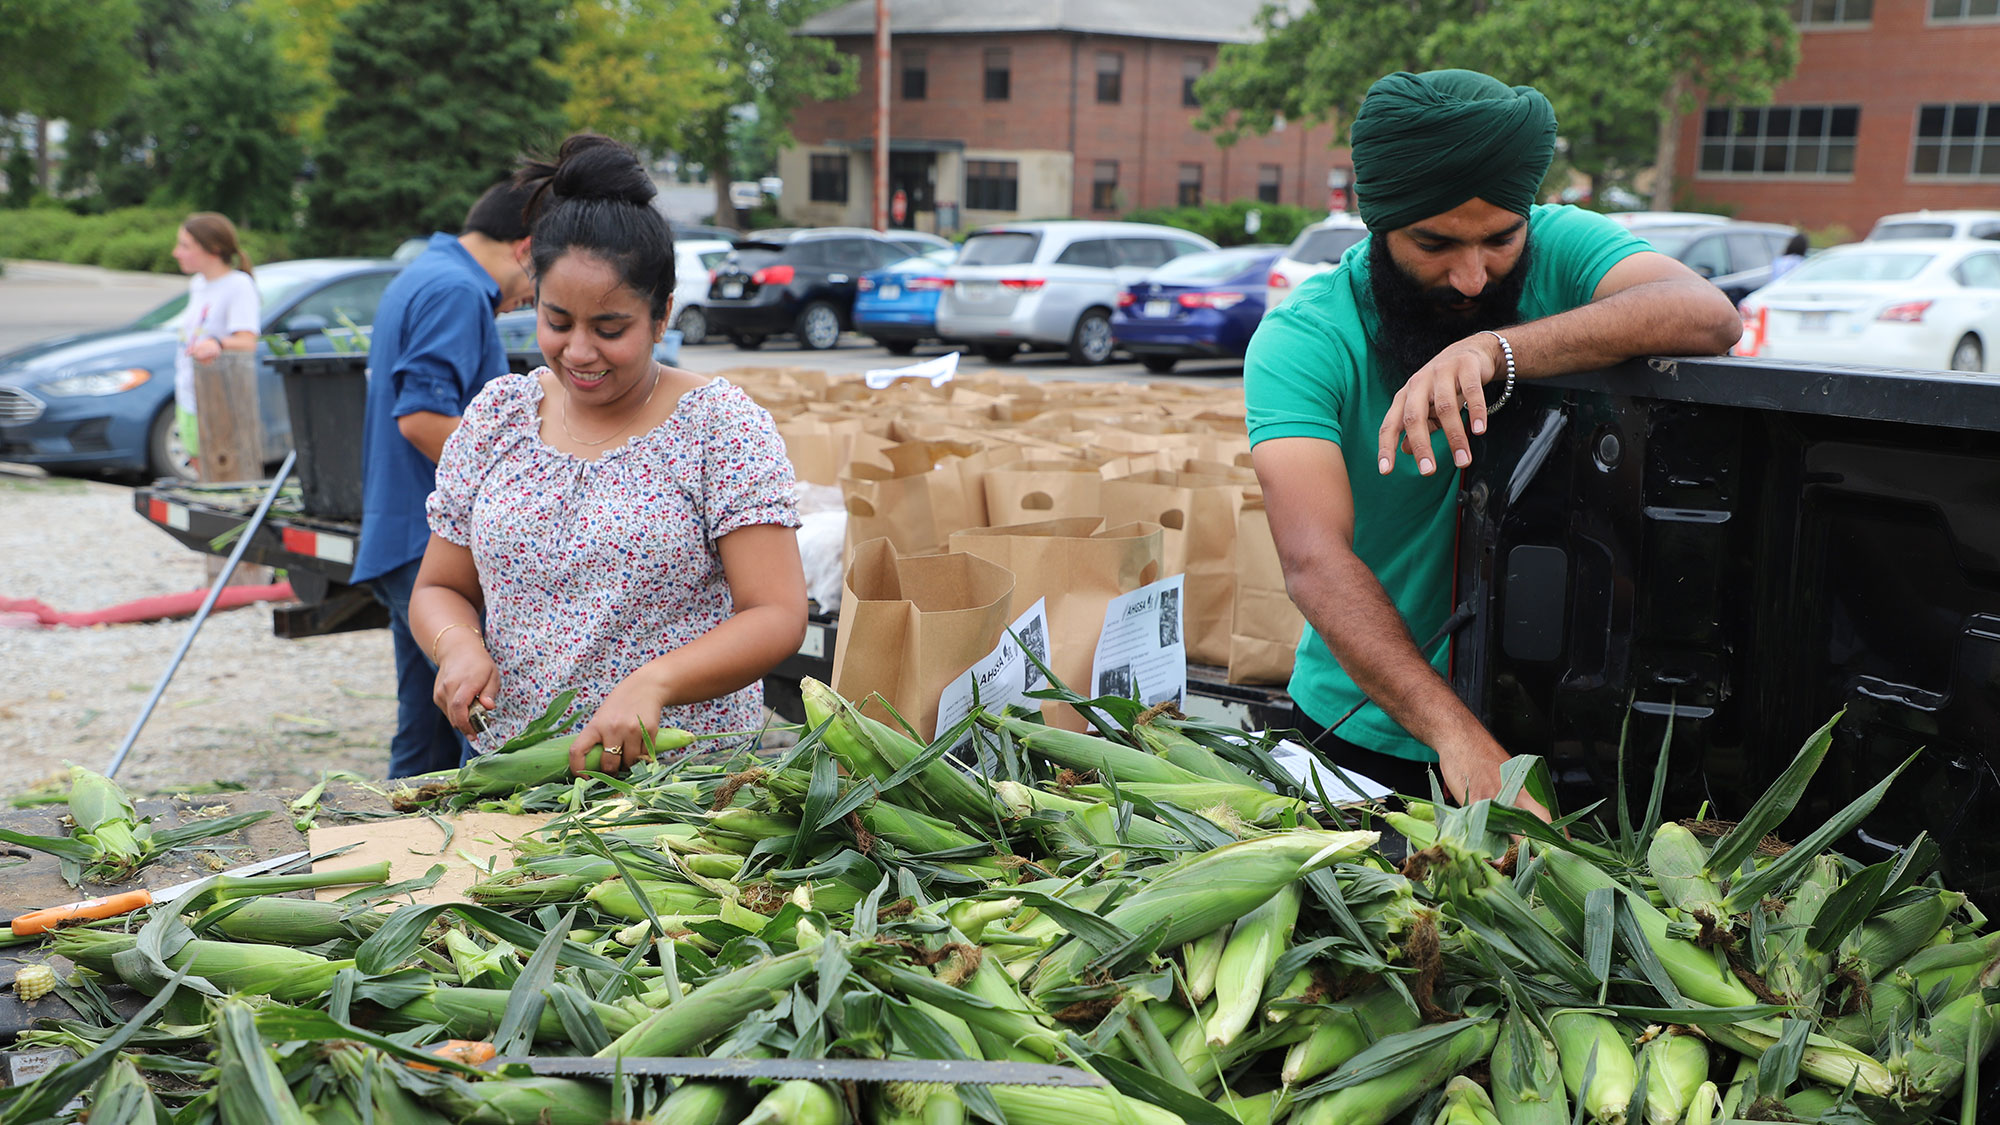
[
  {"xmin": 516, "ymin": 133, "xmax": 675, "ymax": 320},
  {"xmin": 183, "ymin": 212, "xmax": 253, "ymax": 277},
  {"xmin": 1784, "ymin": 232, "xmax": 1809, "ymax": 257},
  {"xmin": 463, "ymin": 176, "xmax": 544, "ymax": 242}
]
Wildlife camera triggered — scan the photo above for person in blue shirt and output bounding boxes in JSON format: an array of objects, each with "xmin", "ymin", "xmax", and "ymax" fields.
[{"xmin": 352, "ymin": 177, "xmax": 541, "ymax": 778}]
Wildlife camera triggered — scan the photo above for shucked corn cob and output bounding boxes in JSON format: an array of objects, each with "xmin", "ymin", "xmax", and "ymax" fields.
[
  {"xmin": 1550, "ymin": 1010, "xmax": 1637, "ymax": 1125},
  {"xmin": 11, "ymin": 963, "xmax": 55, "ymax": 1002}
]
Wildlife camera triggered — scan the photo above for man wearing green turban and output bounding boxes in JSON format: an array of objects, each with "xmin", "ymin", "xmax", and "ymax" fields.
[{"xmin": 1244, "ymin": 69, "xmax": 1739, "ymax": 814}]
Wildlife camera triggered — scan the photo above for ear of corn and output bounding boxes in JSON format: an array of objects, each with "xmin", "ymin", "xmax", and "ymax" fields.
[
  {"xmin": 201, "ymin": 896, "xmax": 387, "ymax": 947},
  {"xmin": 1280, "ymin": 985, "xmax": 1421, "ymax": 1087},
  {"xmin": 1205, "ymin": 882, "xmax": 1301, "ymax": 1048},
  {"xmin": 984, "ymin": 1083, "xmax": 1187, "ymax": 1125},
  {"xmin": 740, "ymin": 1080, "xmax": 841, "ymax": 1125},
  {"xmin": 12, "ymin": 963, "xmax": 56, "ymax": 1003},
  {"xmin": 66, "ymin": 766, "xmax": 148, "ymax": 882},
  {"xmin": 1070, "ymin": 781, "xmax": 1310, "ymax": 826},
  {"xmin": 582, "ymin": 877, "xmax": 718, "ymax": 921},
  {"xmin": 1133, "ymin": 722, "xmax": 1263, "ymax": 787},
  {"xmin": 600, "ymin": 946, "xmax": 821, "ymax": 1058},
  {"xmin": 1647, "ymin": 823, "xmax": 1729, "ymax": 929},
  {"xmin": 371, "ymin": 985, "xmax": 637, "ymax": 1043},
  {"xmin": 1490, "ymin": 1006, "xmax": 1569, "ymax": 1125},
  {"xmin": 436, "ymin": 1076, "xmax": 615, "ymax": 1125},
  {"xmin": 1845, "ymin": 888, "xmax": 1963, "ymax": 979},
  {"xmin": 652, "ymin": 1079, "xmax": 757, "ymax": 1125},
  {"xmin": 1436, "ymin": 1075, "xmax": 1505, "ymax": 1125},
  {"xmin": 977, "ymin": 712, "xmax": 1214, "ymax": 786},
  {"xmin": 50, "ymin": 930, "xmax": 347, "ymax": 1004},
  {"xmin": 1291, "ymin": 1018, "xmax": 1498, "ymax": 1125},
  {"xmin": 1886, "ymin": 991, "xmax": 2000, "ymax": 1104},
  {"xmin": 1637, "ymin": 1028, "xmax": 1708, "ymax": 1125},
  {"xmin": 1181, "ymin": 923, "xmax": 1230, "ymax": 1004},
  {"xmin": 1538, "ymin": 846, "xmax": 1757, "ymax": 1009},
  {"xmin": 1029, "ymin": 830, "xmax": 1376, "ymax": 998},
  {"xmin": 1761, "ymin": 852, "xmax": 1841, "ymax": 1012},
  {"xmin": 1550, "ymin": 1010, "xmax": 1637, "ymax": 1125},
  {"xmin": 1684, "ymin": 1081, "xmax": 1719, "ymax": 1125},
  {"xmin": 1697, "ymin": 1017, "xmax": 1895, "ymax": 1098}
]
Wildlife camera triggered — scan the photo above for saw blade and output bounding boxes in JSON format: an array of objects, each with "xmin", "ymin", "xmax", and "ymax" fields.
[{"xmin": 486, "ymin": 1056, "xmax": 1104, "ymax": 1087}]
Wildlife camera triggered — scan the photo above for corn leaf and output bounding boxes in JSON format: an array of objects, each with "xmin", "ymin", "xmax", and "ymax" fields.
[
  {"xmin": 1604, "ymin": 1003, "xmax": 1789, "ymax": 1024},
  {"xmin": 1584, "ymin": 887, "xmax": 1616, "ymax": 1004},
  {"xmin": 1612, "ymin": 894, "xmax": 1687, "ymax": 1007},
  {"xmin": 1805, "ymin": 861, "xmax": 1894, "ymax": 956},
  {"xmin": 355, "ymin": 902, "xmax": 626, "ymax": 976},
  {"xmin": 147, "ymin": 809, "xmax": 273, "ymax": 851},
  {"xmin": 1090, "ymin": 1052, "xmax": 1240, "ymax": 1125},
  {"xmin": 1723, "ymin": 747, "xmax": 1921, "ymax": 912},
  {"xmin": 545, "ymin": 982, "xmax": 612, "ymax": 1054},
  {"xmin": 1706, "ymin": 711, "xmax": 1840, "ymax": 879},
  {"xmin": 253, "ymin": 1007, "xmax": 486, "ymax": 1075},
  {"xmin": 1753, "ymin": 1019, "xmax": 1812, "ymax": 1099},
  {"xmin": 1005, "ymin": 889, "xmax": 1136, "ymax": 954},
  {"xmin": 0, "ymin": 827, "xmax": 96, "ymax": 862}
]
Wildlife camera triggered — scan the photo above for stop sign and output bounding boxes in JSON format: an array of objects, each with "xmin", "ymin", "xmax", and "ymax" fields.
[{"xmin": 891, "ymin": 189, "xmax": 909, "ymax": 225}]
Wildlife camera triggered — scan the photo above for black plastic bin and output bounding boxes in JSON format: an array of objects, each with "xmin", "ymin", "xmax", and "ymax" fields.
[{"xmin": 275, "ymin": 353, "xmax": 368, "ymax": 521}]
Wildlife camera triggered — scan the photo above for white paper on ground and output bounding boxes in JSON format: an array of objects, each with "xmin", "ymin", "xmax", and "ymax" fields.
[
  {"xmin": 1262, "ymin": 735, "xmax": 1392, "ymax": 803},
  {"xmin": 863, "ymin": 350, "xmax": 960, "ymax": 389},
  {"xmin": 935, "ymin": 597, "xmax": 1051, "ymax": 757},
  {"xmin": 1089, "ymin": 573, "xmax": 1187, "ymax": 710}
]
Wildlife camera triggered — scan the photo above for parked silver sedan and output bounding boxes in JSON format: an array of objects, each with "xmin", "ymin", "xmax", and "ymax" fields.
[{"xmin": 935, "ymin": 221, "xmax": 1216, "ymax": 365}]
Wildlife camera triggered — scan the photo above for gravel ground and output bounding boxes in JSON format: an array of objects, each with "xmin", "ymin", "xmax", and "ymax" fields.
[{"xmin": 0, "ymin": 470, "xmax": 398, "ymax": 796}]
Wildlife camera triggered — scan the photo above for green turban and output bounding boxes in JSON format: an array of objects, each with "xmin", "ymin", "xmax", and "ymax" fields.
[{"xmin": 1348, "ymin": 69, "xmax": 1557, "ymax": 233}]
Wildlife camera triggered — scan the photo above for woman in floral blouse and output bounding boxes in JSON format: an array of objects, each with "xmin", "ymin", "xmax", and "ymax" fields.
[{"xmin": 410, "ymin": 133, "xmax": 807, "ymax": 775}]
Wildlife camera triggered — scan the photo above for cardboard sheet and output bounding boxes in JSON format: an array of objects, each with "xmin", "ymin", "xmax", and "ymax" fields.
[{"xmin": 309, "ymin": 811, "xmax": 555, "ymax": 905}]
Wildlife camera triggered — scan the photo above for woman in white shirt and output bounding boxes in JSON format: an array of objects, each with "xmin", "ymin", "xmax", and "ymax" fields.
[{"xmin": 170, "ymin": 213, "xmax": 261, "ymax": 466}]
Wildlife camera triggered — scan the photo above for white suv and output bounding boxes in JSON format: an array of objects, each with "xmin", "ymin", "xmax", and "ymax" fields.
[
  {"xmin": 936, "ymin": 221, "xmax": 1216, "ymax": 365},
  {"xmin": 1867, "ymin": 210, "xmax": 2000, "ymax": 242},
  {"xmin": 1267, "ymin": 214, "xmax": 1370, "ymax": 308}
]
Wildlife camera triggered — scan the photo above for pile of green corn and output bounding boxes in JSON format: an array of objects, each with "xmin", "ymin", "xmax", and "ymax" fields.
[{"xmin": 2, "ymin": 685, "xmax": 1991, "ymax": 1125}]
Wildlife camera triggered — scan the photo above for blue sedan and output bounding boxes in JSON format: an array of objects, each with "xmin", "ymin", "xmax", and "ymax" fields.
[
  {"xmin": 0, "ymin": 258, "xmax": 409, "ymax": 481},
  {"xmin": 854, "ymin": 247, "xmax": 956, "ymax": 355},
  {"xmin": 1111, "ymin": 245, "xmax": 1284, "ymax": 374}
]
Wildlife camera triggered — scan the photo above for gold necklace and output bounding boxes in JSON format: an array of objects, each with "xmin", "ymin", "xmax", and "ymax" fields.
[{"xmin": 559, "ymin": 363, "xmax": 661, "ymax": 447}]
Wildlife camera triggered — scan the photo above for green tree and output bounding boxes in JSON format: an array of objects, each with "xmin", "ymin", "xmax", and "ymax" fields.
[
  {"xmin": 1195, "ymin": 0, "xmax": 1798, "ymax": 210},
  {"xmin": 56, "ymin": 0, "xmax": 304, "ymax": 231},
  {"xmin": 684, "ymin": 0, "xmax": 857, "ymax": 229},
  {"xmin": 246, "ymin": 0, "xmax": 367, "ymax": 140},
  {"xmin": 307, "ymin": 0, "xmax": 570, "ymax": 256},
  {"xmin": 0, "ymin": 0, "xmax": 142, "ymax": 189},
  {"xmin": 560, "ymin": 0, "xmax": 730, "ymax": 154}
]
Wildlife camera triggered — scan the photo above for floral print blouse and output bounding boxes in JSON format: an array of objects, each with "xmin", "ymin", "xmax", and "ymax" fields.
[{"xmin": 427, "ymin": 370, "xmax": 800, "ymax": 753}]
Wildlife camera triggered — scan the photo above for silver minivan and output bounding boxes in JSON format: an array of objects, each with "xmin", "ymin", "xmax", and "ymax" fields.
[{"xmin": 936, "ymin": 221, "xmax": 1217, "ymax": 364}]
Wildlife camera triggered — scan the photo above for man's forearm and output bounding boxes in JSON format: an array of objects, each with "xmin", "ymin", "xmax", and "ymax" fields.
[
  {"xmin": 1286, "ymin": 546, "xmax": 1489, "ymax": 757},
  {"xmin": 1498, "ymin": 279, "xmax": 1740, "ymax": 377}
]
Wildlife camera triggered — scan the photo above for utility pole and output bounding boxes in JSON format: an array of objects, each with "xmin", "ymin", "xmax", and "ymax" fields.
[{"xmin": 874, "ymin": 0, "xmax": 890, "ymax": 232}]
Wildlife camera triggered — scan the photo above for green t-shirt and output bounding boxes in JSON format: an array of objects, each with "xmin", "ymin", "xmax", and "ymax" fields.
[{"xmin": 1245, "ymin": 204, "xmax": 1648, "ymax": 762}]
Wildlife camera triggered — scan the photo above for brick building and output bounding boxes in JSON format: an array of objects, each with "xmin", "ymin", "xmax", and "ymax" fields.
[
  {"xmin": 1674, "ymin": 0, "xmax": 2000, "ymax": 238},
  {"xmin": 780, "ymin": 0, "xmax": 1346, "ymax": 234}
]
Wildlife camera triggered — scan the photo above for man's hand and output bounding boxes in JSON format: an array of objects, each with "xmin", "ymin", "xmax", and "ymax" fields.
[
  {"xmin": 1377, "ymin": 333, "xmax": 1500, "ymax": 477},
  {"xmin": 432, "ymin": 630, "xmax": 499, "ymax": 737},
  {"xmin": 567, "ymin": 671, "xmax": 669, "ymax": 777},
  {"xmin": 1434, "ymin": 733, "xmax": 1551, "ymax": 822}
]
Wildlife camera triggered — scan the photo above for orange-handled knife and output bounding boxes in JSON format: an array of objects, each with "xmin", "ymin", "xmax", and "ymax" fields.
[{"xmin": 9, "ymin": 849, "xmax": 311, "ymax": 937}]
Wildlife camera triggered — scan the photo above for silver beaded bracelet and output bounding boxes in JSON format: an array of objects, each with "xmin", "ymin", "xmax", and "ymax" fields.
[{"xmin": 1482, "ymin": 329, "xmax": 1517, "ymax": 414}]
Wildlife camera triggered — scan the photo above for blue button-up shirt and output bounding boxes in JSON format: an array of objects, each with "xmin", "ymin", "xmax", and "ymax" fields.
[{"xmin": 352, "ymin": 233, "xmax": 508, "ymax": 584}]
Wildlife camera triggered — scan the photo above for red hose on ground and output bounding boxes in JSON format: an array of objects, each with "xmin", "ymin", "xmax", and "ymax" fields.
[{"xmin": 0, "ymin": 583, "xmax": 295, "ymax": 628}]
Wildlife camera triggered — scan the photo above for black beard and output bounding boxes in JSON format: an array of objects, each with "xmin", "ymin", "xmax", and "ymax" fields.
[{"xmin": 1367, "ymin": 232, "xmax": 1532, "ymax": 379}]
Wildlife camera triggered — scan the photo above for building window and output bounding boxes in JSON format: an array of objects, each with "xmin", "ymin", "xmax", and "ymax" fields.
[
  {"xmin": 1182, "ymin": 57, "xmax": 1206, "ymax": 108},
  {"xmin": 984, "ymin": 49, "xmax": 1010, "ymax": 101},
  {"xmin": 1931, "ymin": 0, "xmax": 2000, "ymax": 21},
  {"xmin": 1177, "ymin": 163, "xmax": 1203, "ymax": 207},
  {"xmin": 1795, "ymin": 0, "xmax": 1871, "ymax": 23},
  {"xmin": 1257, "ymin": 164, "xmax": 1282, "ymax": 204},
  {"xmin": 965, "ymin": 160, "xmax": 1019, "ymax": 211},
  {"xmin": 1914, "ymin": 103, "xmax": 2000, "ymax": 177},
  {"xmin": 902, "ymin": 50, "xmax": 926, "ymax": 100},
  {"xmin": 1699, "ymin": 104, "xmax": 1859, "ymax": 176},
  {"xmin": 1091, "ymin": 161, "xmax": 1119, "ymax": 211},
  {"xmin": 1096, "ymin": 52, "xmax": 1123, "ymax": 104},
  {"xmin": 809, "ymin": 154, "xmax": 848, "ymax": 203}
]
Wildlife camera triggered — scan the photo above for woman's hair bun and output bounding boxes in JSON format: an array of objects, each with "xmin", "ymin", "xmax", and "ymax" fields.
[{"xmin": 548, "ymin": 133, "xmax": 656, "ymax": 207}]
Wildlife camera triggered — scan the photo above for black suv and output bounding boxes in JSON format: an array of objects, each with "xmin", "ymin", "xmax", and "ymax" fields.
[{"xmin": 706, "ymin": 228, "xmax": 913, "ymax": 350}]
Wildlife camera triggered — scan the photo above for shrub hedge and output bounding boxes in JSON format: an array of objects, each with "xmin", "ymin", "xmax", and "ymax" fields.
[
  {"xmin": 1119, "ymin": 199, "xmax": 1326, "ymax": 249},
  {"xmin": 0, "ymin": 206, "xmax": 292, "ymax": 272}
]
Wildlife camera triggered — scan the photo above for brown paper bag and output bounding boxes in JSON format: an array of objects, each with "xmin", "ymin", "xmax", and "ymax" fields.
[
  {"xmin": 841, "ymin": 439, "xmax": 1016, "ymax": 556},
  {"xmin": 982, "ymin": 460, "xmax": 1107, "ymax": 527},
  {"xmin": 831, "ymin": 538, "xmax": 1016, "ymax": 739},
  {"xmin": 948, "ymin": 517, "xmax": 1164, "ymax": 729},
  {"xmin": 1228, "ymin": 493, "xmax": 1305, "ymax": 685},
  {"xmin": 1100, "ymin": 470, "xmax": 1249, "ymax": 667}
]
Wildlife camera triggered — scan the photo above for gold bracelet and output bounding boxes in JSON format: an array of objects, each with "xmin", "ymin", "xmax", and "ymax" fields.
[{"xmin": 430, "ymin": 621, "xmax": 482, "ymax": 663}]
